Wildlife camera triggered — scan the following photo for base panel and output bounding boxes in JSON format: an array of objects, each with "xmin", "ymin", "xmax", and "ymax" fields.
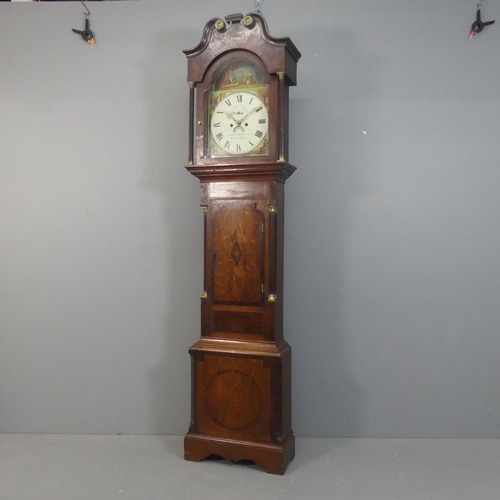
[{"xmin": 184, "ymin": 431, "xmax": 295, "ymax": 475}]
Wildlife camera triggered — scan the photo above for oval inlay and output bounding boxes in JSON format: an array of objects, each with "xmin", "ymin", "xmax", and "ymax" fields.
[{"xmin": 206, "ymin": 370, "xmax": 262, "ymax": 431}]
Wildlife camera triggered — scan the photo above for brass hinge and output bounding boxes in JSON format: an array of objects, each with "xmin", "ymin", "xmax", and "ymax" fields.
[
  {"xmin": 268, "ymin": 294, "xmax": 277, "ymax": 303},
  {"xmin": 268, "ymin": 205, "xmax": 277, "ymax": 213},
  {"xmin": 261, "ymin": 284, "xmax": 265, "ymax": 294}
]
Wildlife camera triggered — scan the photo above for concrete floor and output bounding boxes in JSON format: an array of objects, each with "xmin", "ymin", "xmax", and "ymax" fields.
[{"xmin": 0, "ymin": 435, "xmax": 499, "ymax": 500}]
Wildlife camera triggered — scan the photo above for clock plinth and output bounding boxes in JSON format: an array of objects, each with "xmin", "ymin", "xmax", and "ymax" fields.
[
  {"xmin": 185, "ymin": 430, "xmax": 295, "ymax": 476},
  {"xmin": 185, "ymin": 336, "xmax": 293, "ymax": 475},
  {"xmin": 183, "ymin": 13, "xmax": 300, "ymax": 475}
]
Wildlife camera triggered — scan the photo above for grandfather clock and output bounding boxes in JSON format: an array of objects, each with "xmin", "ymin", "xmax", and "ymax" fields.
[{"xmin": 183, "ymin": 12, "xmax": 300, "ymax": 475}]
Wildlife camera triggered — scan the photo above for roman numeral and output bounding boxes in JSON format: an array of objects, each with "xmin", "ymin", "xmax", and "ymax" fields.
[
  {"xmin": 225, "ymin": 140, "xmax": 231, "ymax": 149},
  {"xmin": 213, "ymin": 122, "xmax": 221, "ymax": 127},
  {"xmin": 255, "ymin": 130, "xmax": 263, "ymax": 138},
  {"xmin": 225, "ymin": 99, "xmax": 232, "ymax": 106},
  {"xmin": 255, "ymin": 106, "xmax": 263, "ymax": 113},
  {"xmin": 236, "ymin": 144, "xmax": 241, "ymax": 152},
  {"xmin": 216, "ymin": 132, "xmax": 223, "ymax": 141},
  {"xmin": 249, "ymin": 97, "xmax": 254, "ymax": 105},
  {"xmin": 259, "ymin": 119, "xmax": 266, "ymax": 124},
  {"xmin": 236, "ymin": 95, "xmax": 243, "ymax": 103},
  {"xmin": 249, "ymin": 141, "xmax": 255, "ymax": 147}
]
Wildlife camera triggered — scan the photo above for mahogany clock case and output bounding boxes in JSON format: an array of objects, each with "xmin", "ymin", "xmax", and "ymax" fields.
[{"xmin": 182, "ymin": 13, "xmax": 301, "ymax": 475}]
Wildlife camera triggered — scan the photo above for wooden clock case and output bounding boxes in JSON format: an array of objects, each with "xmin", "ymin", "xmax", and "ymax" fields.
[{"xmin": 183, "ymin": 12, "xmax": 300, "ymax": 475}]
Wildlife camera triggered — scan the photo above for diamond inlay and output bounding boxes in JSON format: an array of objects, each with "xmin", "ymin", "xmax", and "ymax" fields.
[{"xmin": 231, "ymin": 242, "xmax": 242, "ymax": 265}]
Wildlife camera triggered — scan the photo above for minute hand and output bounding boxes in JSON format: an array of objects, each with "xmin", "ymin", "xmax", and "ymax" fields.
[{"xmin": 236, "ymin": 106, "xmax": 261, "ymax": 125}]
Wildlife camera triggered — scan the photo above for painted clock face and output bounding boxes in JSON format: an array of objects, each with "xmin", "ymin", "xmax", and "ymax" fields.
[{"xmin": 210, "ymin": 91, "xmax": 269, "ymax": 156}]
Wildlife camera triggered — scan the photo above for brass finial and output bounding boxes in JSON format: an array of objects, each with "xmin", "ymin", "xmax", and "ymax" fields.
[
  {"xmin": 215, "ymin": 19, "xmax": 226, "ymax": 32},
  {"xmin": 243, "ymin": 15, "xmax": 255, "ymax": 27}
]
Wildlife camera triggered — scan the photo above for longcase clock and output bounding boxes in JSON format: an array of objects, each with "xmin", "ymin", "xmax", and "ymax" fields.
[{"xmin": 182, "ymin": 12, "xmax": 301, "ymax": 475}]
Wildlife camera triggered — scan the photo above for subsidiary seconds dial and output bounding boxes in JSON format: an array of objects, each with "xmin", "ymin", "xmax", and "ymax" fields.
[{"xmin": 210, "ymin": 91, "xmax": 269, "ymax": 155}]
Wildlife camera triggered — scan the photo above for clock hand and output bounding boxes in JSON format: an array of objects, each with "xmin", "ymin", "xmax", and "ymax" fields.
[
  {"xmin": 224, "ymin": 111, "xmax": 238, "ymax": 123},
  {"xmin": 236, "ymin": 106, "xmax": 260, "ymax": 126}
]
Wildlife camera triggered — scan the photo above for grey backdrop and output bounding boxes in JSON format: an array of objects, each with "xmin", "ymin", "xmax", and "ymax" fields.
[{"xmin": 1, "ymin": 0, "xmax": 499, "ymax": 438}]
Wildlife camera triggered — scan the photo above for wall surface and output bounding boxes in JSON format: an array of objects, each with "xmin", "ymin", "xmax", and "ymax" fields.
[{"xmin": 0, "ymin": 0, "xmax": 499, "ymax": 438}]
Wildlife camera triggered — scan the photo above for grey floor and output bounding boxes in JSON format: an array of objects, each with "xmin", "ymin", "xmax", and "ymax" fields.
[{"xmin": 1, "ymin": 435, "xmax": 499, "ymax": 500}]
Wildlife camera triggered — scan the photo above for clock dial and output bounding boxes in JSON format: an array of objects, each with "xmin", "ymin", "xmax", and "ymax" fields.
[{"xmin": 210, "ymin": 91, "xmax": 269, "ymax": 156}]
